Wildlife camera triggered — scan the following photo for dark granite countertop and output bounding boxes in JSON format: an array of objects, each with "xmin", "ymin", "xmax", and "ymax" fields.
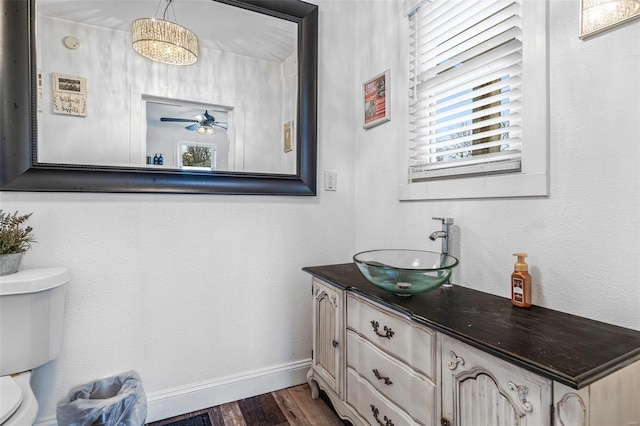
[{"xmin": 303, "ymin": 263, "xmax": 640, "ymax": 389}]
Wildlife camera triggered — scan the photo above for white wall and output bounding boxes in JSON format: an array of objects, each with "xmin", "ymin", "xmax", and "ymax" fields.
[
  {"xmin": 354, "ymin": 0, "xmax": 640, "ymax": 330},
  {"xmin": 0, "ymin": 0, "xmax": 357, "ymax": 423}
]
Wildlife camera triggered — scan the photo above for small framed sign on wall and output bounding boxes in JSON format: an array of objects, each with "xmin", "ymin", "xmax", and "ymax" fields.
[
  {"xmin": 51, "ymin": 73, "xmax": 87, "ymax": 116},
  {"xmin": 363, "ymin": 69, "xmax": 390, "ymax": 129}
]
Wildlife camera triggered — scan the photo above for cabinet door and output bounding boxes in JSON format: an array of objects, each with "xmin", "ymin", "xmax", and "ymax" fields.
[
  {"xmin": 441, "ymin": 335, "xmax": 551, "ymax": 426},
  {"xmin": 312, "ymin": 278, "xmax": 344, "ymax": 397}
]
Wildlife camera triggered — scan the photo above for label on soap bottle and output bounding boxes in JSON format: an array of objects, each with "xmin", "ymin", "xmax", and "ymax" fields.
[{"xmin": 513, "ymin": 277, "xmax": 524, "ymax": 303}]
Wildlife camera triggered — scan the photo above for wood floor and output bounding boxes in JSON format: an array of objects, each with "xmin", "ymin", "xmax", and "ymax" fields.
[{"xmin": 146, "ymin": 384, "xmax": 350, "ymax": 426}]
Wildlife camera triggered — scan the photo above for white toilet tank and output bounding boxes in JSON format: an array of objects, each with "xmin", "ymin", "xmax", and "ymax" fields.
[{"xmin": 0, "ymin": 267, "xmax": 69, "ymax": 376}]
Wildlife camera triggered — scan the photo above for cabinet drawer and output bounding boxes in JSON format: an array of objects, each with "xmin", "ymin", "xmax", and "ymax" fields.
[
  {"xmin": 347, "ymin": 294, "xmax": 436, "ymax": 380},
  {"xmin": 347, "ymin": 367, "xmax": 420, "ymax": 426},
  {"xmin": 347, "ymin": 330, "xmax": 437, "ymax": 425}
]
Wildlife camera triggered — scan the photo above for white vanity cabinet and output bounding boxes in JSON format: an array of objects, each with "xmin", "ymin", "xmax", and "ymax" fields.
[
  {"xmin": 441, "ymin": 335, "xmax": 551, "ymax": 426},
  {"xmin": 304, "ymin": 264, "xmax": 640, "ymax": 426}
]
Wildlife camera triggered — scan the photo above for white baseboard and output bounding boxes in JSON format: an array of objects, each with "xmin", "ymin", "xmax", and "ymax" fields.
[
  {"xmin": 146, "ymin": 359, "xmax": 311, "ymax": 422},
  {"xmin": 34, "ymin": 359, "xmax": 311, "ymax": 425}
]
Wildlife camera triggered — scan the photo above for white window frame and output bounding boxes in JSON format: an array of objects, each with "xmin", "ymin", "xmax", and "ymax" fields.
[{"xmin": 399, "ymin": 0, "xmax": 548, "ymax": 201}]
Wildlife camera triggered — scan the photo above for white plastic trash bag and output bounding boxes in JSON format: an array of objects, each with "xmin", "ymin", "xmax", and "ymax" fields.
[{"xmin": 56, "ymin": 370, "xmax": 147, "ymax": 426}]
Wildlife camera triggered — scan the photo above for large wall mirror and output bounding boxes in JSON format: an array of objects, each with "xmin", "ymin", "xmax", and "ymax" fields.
[{"xmin": 0, "ymin": 0, "xmax": 317, "ymax": 194}]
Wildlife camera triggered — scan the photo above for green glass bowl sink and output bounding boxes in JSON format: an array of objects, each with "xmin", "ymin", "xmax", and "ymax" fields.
[{"xmin": 353, "ymin": 249, "xmax": 459, "ymax": 296}]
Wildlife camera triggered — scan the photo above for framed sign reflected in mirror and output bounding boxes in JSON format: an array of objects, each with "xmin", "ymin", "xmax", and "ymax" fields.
[
  {"xmin": 284, "ymin": 121, "xmax": 294, "ymax": 153},
  {"xmin": 580, "ymin": 0, "xmax": 640, "ymax": 38},
  {"xmin": 51, "ymin": 73, "xmax": 87, "ymax": 116}
]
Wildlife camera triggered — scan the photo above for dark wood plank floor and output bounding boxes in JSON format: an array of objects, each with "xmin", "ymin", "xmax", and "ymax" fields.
[{"xmin": 147, "ymin": 384, "xmax": 350, "ymax": 426}]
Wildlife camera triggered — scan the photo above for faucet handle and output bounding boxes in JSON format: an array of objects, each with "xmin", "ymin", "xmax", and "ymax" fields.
[{"xmin": 432, "ymin": 217, "xmax": 454, "ymax": 225}]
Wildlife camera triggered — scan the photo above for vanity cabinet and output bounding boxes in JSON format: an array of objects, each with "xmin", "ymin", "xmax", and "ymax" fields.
[{"xmin": 304, "ymin": 263, "xmax": 640, "ymax": 426}]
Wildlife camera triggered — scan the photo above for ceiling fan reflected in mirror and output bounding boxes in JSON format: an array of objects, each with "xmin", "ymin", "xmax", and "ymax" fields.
[{"xmin": 161, "ymin": 110, "xmax": 227, "ymax": 135}]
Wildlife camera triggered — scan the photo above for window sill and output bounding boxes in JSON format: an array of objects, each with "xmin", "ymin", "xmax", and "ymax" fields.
[{"xmin": 398, "ymin": 171, "xmax": 548, "ymax": 201}]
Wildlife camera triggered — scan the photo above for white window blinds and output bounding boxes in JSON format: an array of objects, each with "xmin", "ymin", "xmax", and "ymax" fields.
[{"xmin": 408, "ymin": 0, "xmax": 523, "ymax": 181}]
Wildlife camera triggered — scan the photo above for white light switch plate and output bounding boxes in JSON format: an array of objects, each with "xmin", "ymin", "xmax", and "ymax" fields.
[{"xmin": 324, "ymin": 171, "xmax": 337, "ymax": 191}]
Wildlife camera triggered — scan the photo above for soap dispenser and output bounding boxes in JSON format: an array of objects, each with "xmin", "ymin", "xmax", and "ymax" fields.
[{"xmin": 511, "ymin": 253, "xmax": 531, "ymax": 308}]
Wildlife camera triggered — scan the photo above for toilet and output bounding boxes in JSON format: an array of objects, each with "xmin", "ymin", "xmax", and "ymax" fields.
[{"xmin": 0, "ymin": 267, "xmax": 69, "ymax": 425}]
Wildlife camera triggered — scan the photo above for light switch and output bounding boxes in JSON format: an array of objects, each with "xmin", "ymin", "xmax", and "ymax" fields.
[{"xmin": 324, "ymin": 171, "xmax": 337, "ymax": 191}]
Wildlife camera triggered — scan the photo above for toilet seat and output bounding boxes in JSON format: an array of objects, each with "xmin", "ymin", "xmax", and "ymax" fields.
[
  {"xmin": 0, "ymin": 376, "xmax": 22, "ymax": 423},
  {"xmin": 0, "ymin": 372, "xmax": 37, "ymax": 426}
]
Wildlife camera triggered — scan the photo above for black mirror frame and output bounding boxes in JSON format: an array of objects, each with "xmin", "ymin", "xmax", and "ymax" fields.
[{"xmin": 0, "ymin": 0, "xmax": 317, "ymax": 195}]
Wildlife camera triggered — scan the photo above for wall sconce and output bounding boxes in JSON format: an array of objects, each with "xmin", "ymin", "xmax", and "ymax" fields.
[{"xmin": 580, "ymin": 0, "xmax": 640, "ymax": 37}]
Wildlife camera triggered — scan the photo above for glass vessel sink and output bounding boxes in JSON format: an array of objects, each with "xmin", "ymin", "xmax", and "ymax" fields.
[{"xmin": 353, "ymin": 249, "xmax": 459, "ymax": 296}]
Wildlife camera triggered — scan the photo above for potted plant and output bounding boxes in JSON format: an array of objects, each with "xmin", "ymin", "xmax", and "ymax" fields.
[{"xmin": 0, "ymin": 210, "xmax": 36, "ymax": 276}]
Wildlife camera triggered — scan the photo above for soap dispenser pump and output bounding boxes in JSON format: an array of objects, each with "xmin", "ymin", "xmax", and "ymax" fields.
[{"xmin": 511, "ymin": 253, "xmax": 531, "ymax": 308}]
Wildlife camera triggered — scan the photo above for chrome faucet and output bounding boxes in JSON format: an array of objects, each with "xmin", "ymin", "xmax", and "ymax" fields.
[
  {"xmin": 430, "ymin": 217, "xmax": 453, "ymax": 255},
  {"xmin": 430, "ymin": 217, "xmax": 454, "ymax": 287}
]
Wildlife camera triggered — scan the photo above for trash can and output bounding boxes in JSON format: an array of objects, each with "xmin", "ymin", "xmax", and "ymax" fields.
[{"xmin": 56, "ymin": 370, "xmax": 147, "ymax": 426}]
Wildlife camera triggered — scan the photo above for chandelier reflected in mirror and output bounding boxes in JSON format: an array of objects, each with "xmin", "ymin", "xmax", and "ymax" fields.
[{"xmin": 132, "ymin": 0, "xmax": 198, "ymax": 65}]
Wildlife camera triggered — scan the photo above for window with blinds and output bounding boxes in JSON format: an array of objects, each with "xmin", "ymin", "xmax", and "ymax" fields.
[{"xmin": 408, "ymin": 0, "xmax": 523, "ymax": 181}]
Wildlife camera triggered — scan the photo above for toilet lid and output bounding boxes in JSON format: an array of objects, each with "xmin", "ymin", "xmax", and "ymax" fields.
[{"xmin": 0, "ymin": 376, "xmax": 23, "ymax": 424}]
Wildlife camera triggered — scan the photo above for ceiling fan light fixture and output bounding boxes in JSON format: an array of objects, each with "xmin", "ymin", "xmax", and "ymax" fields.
[
  {"xmin": 196, "ymin": 125, "xmax": 216, "ymax": 135},
  {"xmin": 132, "ymin": 17, "xmax": 198, "ymax": 66}
]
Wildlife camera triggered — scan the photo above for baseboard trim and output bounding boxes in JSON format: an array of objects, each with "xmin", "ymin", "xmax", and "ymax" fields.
[
  {"xmin": 146, "ymin": 359, "xmax": 311, "ymax": 422},
  {"xmin": 34, "ymin": 359, "xmax": 311, "ymax": 425}
]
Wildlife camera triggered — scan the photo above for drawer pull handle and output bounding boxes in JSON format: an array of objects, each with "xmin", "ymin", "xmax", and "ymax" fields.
[
  {"xmin": 370, "ymin": 320, "xmax": 395, "ymax": 339},
  {"xmin": 372, "ymin": 369, "xmax": 393, "ymax": 385},
  {"xmin": 447, "ymin": 351, "xmax": 465, "ymax": 370},
  {"xmin": 370, "ymin": 404, "xmax": 395, "ymax": 426},
  {"xmin": 332, "ymin": 340, "xmax": 339, "ymax": 348}
]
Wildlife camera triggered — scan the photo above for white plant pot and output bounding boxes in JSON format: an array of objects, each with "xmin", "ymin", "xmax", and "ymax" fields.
[{"xmin": 0, "ymin": 253, "xmax": 25, "ymax": 276}]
